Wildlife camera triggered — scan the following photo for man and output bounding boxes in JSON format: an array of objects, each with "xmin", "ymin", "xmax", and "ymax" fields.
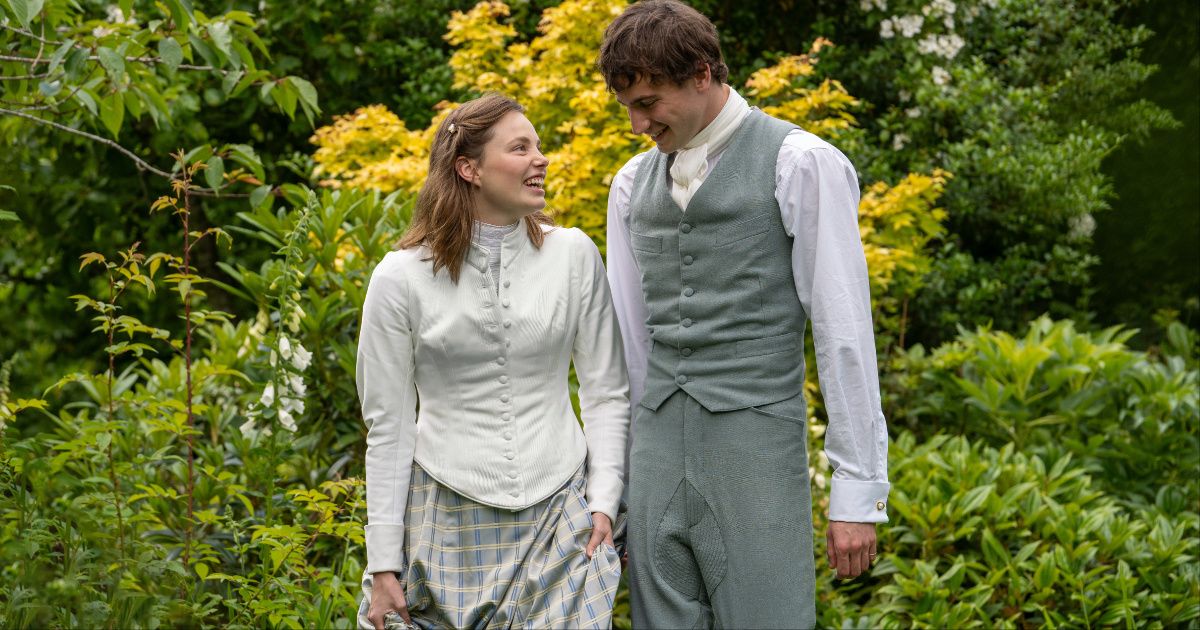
[{"xmin": 598, "ymin": 1, "xmax": 890, "ymax": 627}]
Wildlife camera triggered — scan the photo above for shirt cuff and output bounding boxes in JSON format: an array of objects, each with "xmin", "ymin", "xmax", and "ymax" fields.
[
  {"xmin": 365, "ymin": 523, "xmax": 407, "ymax": 574},
  {"xmin": 828, "ymin": 478, "xmax": 891, "ymax": 523}
]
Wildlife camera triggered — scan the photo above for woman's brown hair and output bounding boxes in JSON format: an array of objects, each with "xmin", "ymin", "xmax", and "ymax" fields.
[{"xmin": 399, "ymin": 93, "xmax": 554, "ymax": 283}]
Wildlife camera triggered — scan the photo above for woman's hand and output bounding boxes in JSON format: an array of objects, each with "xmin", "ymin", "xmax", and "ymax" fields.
[
  {"xmin": 367, "ymin": 571, "xmax": 411, "ymax": 630},
  {"xmin": 586, "ymin": 512, "xmax": 615, "ymax": 559}
]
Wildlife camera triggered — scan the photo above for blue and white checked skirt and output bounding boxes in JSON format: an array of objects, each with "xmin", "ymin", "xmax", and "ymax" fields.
[{"xmin": 358, "ymin": 462, "xmax": 621, "ymax": 629}]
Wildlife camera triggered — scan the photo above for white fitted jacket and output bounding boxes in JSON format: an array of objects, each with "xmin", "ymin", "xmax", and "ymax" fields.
[{"xmin": 358, "ymin": 220, "xmax": 630, "ymax": 574}]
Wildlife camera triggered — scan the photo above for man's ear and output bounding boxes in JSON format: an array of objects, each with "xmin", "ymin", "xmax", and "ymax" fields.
[
  {"xmin": 693, "ymin": 62, "xmax": 713, "ymax": 90},
  {"xmin": 455, "ymin": 156, "xmax": 479, "ymax": 186}
]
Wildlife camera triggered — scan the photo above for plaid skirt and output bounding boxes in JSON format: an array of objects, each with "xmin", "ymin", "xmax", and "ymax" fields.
[{"xmin": 357, "ymin": 462, "xmax": 621, "ymax": 629}]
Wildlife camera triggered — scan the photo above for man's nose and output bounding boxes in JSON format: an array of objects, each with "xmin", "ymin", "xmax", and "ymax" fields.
[{"xmin": 628, "ymin": 109, "xmax": 650, "ymax": 135}]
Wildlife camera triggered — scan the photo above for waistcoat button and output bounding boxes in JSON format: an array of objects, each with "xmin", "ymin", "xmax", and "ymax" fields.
[
  {"xmin": 683, "ymin": 287, "xmax": 694, "ymax": 297},
  {"xmin": 681, "ymin": 347, "xmax": 693, "ymax": 357},
  {"xmin": 680, "ymin": 223, "xmax": 692, "ymax": 233},
  {"xmin": 675, "ymin": 374, "xmax": 688, "ymax": 385},
  {"xmin": 683, "ymin": 255, "xmax": 694, "ymax": 265},
  {"xmin": 681, "ymin": 318, "xmax": 693, "ymax": 327}
]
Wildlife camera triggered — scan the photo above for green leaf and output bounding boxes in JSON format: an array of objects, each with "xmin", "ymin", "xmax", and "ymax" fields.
[
  {"xmin": 208, "ymin": 21, "xmax": 234, "ymax": 61},
  {"xmin": 163, "ymin": 0, "xmax": 193, "ymax": 31},
  {"xmin": 9, "ymin": 0, "xmax": 45, "ymax": 30},
  {"xmin": 270, "ymin": 82, "xmax": 298, "ymax": 120},
  {"xmin": 195, "ymin": 563, "xmax": 210, "ymax": 579},
  {"xmin": 38, "ymin": 80, "xmax": 62, "ymax": 98},
  {"xmin": 48, "ymin": 39, "xmax": 75, "ymax": 75},
  {"xmin": 0, "ymin": 210, "xmax": 19, "ymax": 222},
  {"xmin": 249, "ymin": 185, "xmax": 272, "ymax": 209},
  {"xmin": 289, "ymin": 76, "xmax": 319, "ymax": 113},
  {"xmin": 204, "ymin": 156, "xmax": 225, "ymax": 191},
  {"xmin": 97, "ymin": 47, "xmax": 126, "ymax": 82},
  {"xmin": 99, "ymin": 91, "xmax": 125, "ymax": 138},
  {"xmin": 187, "ymin": 33, "xmax": 221, "ymax": 68},
  {"xmin": 158, "ymin": 37, "xmax": 183, "ymax": 74}
]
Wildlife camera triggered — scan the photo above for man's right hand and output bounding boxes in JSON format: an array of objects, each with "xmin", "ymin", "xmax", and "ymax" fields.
[{"xmin": 367, "ymin": 571, "xmax": 411, "ymax": 630}]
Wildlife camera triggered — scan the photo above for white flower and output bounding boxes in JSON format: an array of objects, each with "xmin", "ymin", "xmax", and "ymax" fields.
[
  {"xmin": 92, "ymin": 26, "xmax": 115, "ymax": 38},
  {"xmin": 291, "ymin": 343, "xmax": 313, "ymax": 371},
  {"xmin": 283, "ymin": 395, "xmax": 305, "ymax": 415},
  {"xmin": 880, "ymin": 18, "xmax": 895, "ymax": 38},
  {"xmin": 288, "ymin": 374, "xmax": 307, "ymax": 397},
  {"xmin": 279, "ymin": 336, "xmax": 292, "ymax": 360},
  {"xmin": 892, "ymin": 133, "xmax": 910, "ymax": 150},
  {"xmin": 896, "ymin": 14, "xmax": 925, "ymax": 37},
  {"xmin": 917, "ymin": 33, "xmax": 965, "ymax": 59},
  {"xmin": 239, "ymin": 419, "xmax": 258, "ymax": 437},
  {"xmin": 932, "ymin": 0, "xmax": 956, "ymax": 14},
  {"xmin": 860, "ymin": 0, "xmax": 887, "ymax": 10},
  {"xmin": 1068, "ymin": 213, "xmax": 1096, "ymax": 240},
  {"xmin": 269, "ymin": 350, "xmax": 278, "ymax": 367},
  {"xmin": 943, "ymin": 15, "xmax": 955, "ymax": 29},
  {"xmin": 278, "ymin": 409, "xmax": 298, "ymax": 433},
  {"xmin": 259, "ymin": 382, "xmax": 275, "ymax": 407},
  {"xmin": 906, "ymin": 107, "xmax": 923, "ymax": 118},
  {"xmin": 809, "ymin": 421, "xmax": 827, "ymax": 438},
  {"xmin": 814, "ymin": 473, "xmax": 827, "ymax": 490},
  {"xmin": 899, "ymin": 89, "xmax": 912, "ymax": 102},
  {"xmin": 932, "ymin": 65, "xmax": 952, "ymax": 85}
]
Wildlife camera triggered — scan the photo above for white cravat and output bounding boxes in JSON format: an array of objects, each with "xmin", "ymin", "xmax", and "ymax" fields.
[{"xmin": 669, "ymin": 87, "xmax": 751, "ymax": 211}]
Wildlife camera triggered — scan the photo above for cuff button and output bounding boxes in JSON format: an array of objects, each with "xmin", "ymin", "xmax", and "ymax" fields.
[{"xmin": 875, "ymin": 500, "xmax": 886, "ymax": 511}]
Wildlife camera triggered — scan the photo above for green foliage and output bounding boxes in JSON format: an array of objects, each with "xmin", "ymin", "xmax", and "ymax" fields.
[
  {"xmin": 884, "ymin": 316, "xmax": 1199, "ymax": 506},
  {"xmin": 816, "ymin": 432, "xmax": 1200, "ymax": 628}
]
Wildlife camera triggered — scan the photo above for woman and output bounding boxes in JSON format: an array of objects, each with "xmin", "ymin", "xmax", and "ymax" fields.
[{"xmin": 356, "ymin": 93, "xmax": 629, "ymax": 630}]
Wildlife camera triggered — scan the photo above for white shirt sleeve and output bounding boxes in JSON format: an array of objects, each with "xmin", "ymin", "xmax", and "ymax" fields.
[
  {"xmin": 777, "ymin": 131, "xmax": 891, "ymax": 523},
  {"xmin": 605, "ymin": 153, "xmax": 653, "ymax": 411},
  {"xmin": 356, "ymin": 252, "xmax": 420, "ymax": 573},
  {"xmin": 570, "ymin": 230, "xmax": 632, "ymax": 522}
]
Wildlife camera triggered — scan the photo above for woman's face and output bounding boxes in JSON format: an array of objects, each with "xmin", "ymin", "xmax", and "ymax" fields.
[{"xmin": 464, "ymin": 111, "xmax": 549, "ymax": 225}]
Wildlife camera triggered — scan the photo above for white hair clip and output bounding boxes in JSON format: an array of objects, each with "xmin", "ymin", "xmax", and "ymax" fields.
[{"xmin": 447, "ymin": 122, "xmax": 457, "ymax": 134}]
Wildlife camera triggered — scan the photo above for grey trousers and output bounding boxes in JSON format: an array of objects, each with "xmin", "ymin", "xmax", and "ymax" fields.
[{"xmin": 627, "ymin": 390, "xmax": 816, "ymax": 629}]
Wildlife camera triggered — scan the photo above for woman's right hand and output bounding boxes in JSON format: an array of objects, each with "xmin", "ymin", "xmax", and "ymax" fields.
[{"xmin": 367, "ymin": 571, "xmax": 411, "ymax": 630}]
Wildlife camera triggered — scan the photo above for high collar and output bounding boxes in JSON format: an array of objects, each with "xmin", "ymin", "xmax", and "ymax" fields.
[{"xmin": 466, "ymin": 217, "xmax": 530, "ymax": 273}]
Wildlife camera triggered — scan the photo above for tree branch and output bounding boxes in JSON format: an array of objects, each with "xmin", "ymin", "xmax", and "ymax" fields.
[
  {"xmin": 0, "ymin": 106, "xmax": 173, "ymax": 178},
  {"xmin": 0, "ymin": 53, "xmax": 217, "ymax": 72}
]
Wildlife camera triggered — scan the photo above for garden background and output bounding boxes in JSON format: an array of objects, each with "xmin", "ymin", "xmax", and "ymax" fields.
[{"xmin": 1, "ymin": 0, "xmax": 1197, "ymax": 627}]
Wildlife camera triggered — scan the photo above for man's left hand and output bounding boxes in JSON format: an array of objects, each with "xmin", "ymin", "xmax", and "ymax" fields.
[{"xmin": 826, "ymin": 521, "xmax": 877, "ymax": 579}]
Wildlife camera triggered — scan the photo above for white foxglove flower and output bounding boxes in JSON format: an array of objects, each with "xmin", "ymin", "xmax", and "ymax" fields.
[
  {"xmin": 291, "ymin": 343, "xmax": 313, "ymax": 371},
  {"xmin": 279, "ymin": 336, "xmax": 292, "ymax": 360},
  {"xmin": 239, "ymin": 419, "xmax": 258, "ymax": 437},
  {"xmin": 260, "ymin": 382, "xmax": 275, "ymax": 407},
  {"xmin": 278, "ymin": 409, "xmax": 298, "ymax": 433}
]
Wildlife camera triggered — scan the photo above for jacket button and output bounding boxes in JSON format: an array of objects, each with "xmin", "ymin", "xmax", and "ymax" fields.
[
  {"xmin": 499, "ymin": 375, "xmax": 509, "ymax": 384},
  {"xmin": 508, "ymin": 470, "xmax": 518, "ymax": 479},
  {"xmin": 681, "ymin": 347, "xmax": 693, "ymax": 357},
  {"xmin": 675, "ymin": 374, "xmax": 688, "ymax": 385},
  {"xmin": 501, "ymin": 394, "xmax": 511, "ymax": 403},
  {"xmin": 501, "ymin": 299, "xmax": 511, "ymax": 308},
  {"xmin": 680, "ymin": 223, "xmax": 692, "ymax": 233},
  {"xmin": 501, "ymin": 412, "xmax": 511, "ymax": 421},
  {"xmin": 503, "ymin": 320, "xmax": 512, "ymax": 328},
  {"xmin": 683, "ymin": 255, "xmax": 694, "ymax": 265},
  {"xmin": 683, "ymin": 287, "xmax": 694, "ymax": 297},
  {"xmin": 681, "ymin": 318, "xmax": 693, "ymax": 327},
  {"xmin": 505, "ymin": 452, "xmax": 515, "ymax": 460},
  {"xmin": 497, "ymin": 357, "xmax": 507, "ymax": 366},
  {"xmin": 504, "ymin": 432, "xmax": 513, "ymax": 440},
  {"xmin": 510, "ymin": 490, "xmax": 520, "ymax": 497},
  {"xmin": 503, "ymin": 280, "xmax": 511, "ymax": 288}
]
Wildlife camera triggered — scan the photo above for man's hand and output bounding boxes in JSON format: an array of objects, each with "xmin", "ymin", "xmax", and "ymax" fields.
[
  {"xmin": 366, "ymin": 571, "xmax": 411, "ymax": 630},
  {"xmin": 826, "ymin": 521, "xmax": 877, "ymax": 579},
  {"xmin": 586, "ymin": 512, "xmax": 615, "ymax": 558}
]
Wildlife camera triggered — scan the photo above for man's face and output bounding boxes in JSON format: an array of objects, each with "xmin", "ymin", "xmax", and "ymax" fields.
[{"xmin": 614, "ymin": 74, "xmax": 711, "ymax": 154}]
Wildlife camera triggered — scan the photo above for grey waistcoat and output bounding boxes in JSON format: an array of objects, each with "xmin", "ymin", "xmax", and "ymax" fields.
[{"xmin": 628, "ymin": 109, "xmax": 807, "ymax": 413}]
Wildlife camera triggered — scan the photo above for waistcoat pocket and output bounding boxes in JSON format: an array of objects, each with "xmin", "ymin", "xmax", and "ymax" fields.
[
  {"xmin": 735, "ymin": 331, "xmax": 799, "ymax": 358},
  {"xmin": 630, "ymin": 231, "xmax": 662, "ymax": 253},
  {"xmin": 715, "ymin": 213, "xmax": 770, "ymax": 246}
]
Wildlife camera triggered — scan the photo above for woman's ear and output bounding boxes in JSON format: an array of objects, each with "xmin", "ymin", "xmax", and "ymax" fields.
[{"xmin": 455, "ymin": 156, "xmax": 479, "ymax": 186}]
